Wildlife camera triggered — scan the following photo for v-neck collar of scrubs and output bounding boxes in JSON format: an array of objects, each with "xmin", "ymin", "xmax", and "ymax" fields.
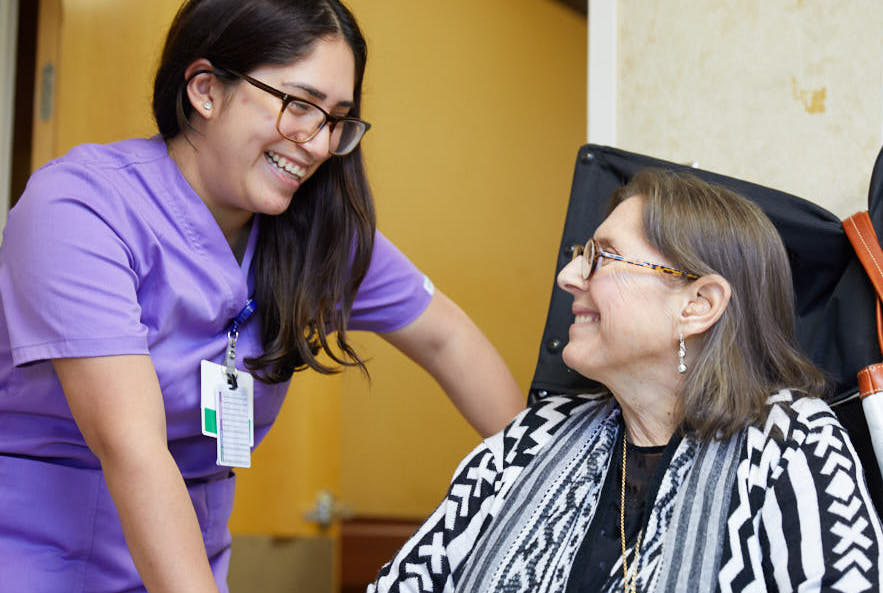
[{"xmin": 160, "ymin": 136, "xmax": 259, "ymax": 308}]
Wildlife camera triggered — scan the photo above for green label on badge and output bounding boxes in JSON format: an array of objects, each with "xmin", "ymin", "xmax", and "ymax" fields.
[{"xmin": 205, "ymin": 408, "xmax": 217, "ymax": 435}]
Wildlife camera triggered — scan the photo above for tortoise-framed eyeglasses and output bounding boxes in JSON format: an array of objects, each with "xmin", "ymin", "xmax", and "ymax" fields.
[
  {"xmin": 571, "ymin": 238, "xmax": 699, "ymax": 281},
  {"xmin": 200, "ymin": 67, "xmax": 371, "ymax": 156}
]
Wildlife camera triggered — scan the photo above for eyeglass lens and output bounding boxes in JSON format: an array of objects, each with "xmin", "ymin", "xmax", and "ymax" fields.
[
  {"xmin": 581, "ymin": 239, "xmax": 595, "ymax": 280},
  {"xmin": 278, "ymin": 100, "xmax": 367, "ymax": 155}
]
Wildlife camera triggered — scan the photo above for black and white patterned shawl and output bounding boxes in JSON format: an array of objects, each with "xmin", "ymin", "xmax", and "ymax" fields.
[{"xmin": 369, "ymin": 390, "xmax": 883, "ymax": 593}]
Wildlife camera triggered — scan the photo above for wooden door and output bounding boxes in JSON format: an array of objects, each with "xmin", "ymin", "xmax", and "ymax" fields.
[
  {"xmin": 227, "ymin": 372, "xmax": 343, "ymax": 593},
  {"xmin": 29, "ymin": 1, "xmax": 343, "ymax": 591}
]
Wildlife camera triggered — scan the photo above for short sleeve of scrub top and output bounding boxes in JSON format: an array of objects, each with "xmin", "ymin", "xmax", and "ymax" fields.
[
  {"xmin": 1, "ymin": 163, "xmax": 149, "ymax": 366},
  {"xmin": 348, "ymin": 232, "xmax": 435, "ymax": 333}
]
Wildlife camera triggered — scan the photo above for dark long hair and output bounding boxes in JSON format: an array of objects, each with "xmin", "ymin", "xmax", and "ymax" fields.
[
  {"xmin": 153, "ymin": 0, "xmax": 375, "ymax": 382},
  {"xmin": 610, "ymin": 170, "xmax": 828, "ymax": 439}
]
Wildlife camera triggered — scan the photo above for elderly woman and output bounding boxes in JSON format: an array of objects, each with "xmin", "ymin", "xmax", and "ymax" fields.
[{"xmin": 370, "ymin": 169, "xmax": 883, "ymax": 593}]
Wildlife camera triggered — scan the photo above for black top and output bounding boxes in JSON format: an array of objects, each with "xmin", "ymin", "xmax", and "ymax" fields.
[{"xmin": 566, "ymin": 430, "xmax": 682, "ymax": 592}]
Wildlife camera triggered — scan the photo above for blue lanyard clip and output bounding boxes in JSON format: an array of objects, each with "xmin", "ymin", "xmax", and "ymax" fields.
[{"xmin": 224, "ymin": 299, "xmax": 256, "ymax": 390}]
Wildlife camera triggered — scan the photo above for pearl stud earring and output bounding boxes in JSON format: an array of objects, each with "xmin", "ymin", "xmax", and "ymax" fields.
[{"xmin": 203, "ymin": 101, "xmax": 213, "ymax": 110}]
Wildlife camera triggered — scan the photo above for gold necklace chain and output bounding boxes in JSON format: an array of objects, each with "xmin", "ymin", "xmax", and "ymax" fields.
[{"xmin": 620, "ymin": 432, "xmax": 643, "ymax": 593}]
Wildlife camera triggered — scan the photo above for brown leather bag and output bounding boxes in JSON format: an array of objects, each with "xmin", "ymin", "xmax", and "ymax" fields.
[{"xmin": 843, "ymin": 211, "xmax": 883, "ymax": 479}]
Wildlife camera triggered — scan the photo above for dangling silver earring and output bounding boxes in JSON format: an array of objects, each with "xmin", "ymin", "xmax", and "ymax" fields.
[
  {"xmin": 677, "ymin": 331, "xmax": 687, "ymax": 374},
  {"xmin": 203, "ymin": 101, "xmax": 213, "ymax": 111}
]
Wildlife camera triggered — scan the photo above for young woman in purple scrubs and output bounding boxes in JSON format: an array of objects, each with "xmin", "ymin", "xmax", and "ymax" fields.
[{"xmin": 0, "ymin": 1, "xmax": 523, "ymax": 591}]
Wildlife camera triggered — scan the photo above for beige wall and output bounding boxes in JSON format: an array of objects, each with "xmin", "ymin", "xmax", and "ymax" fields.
[{"xmin": 616, "ymin": 0, "xmax": 883, "ymax": 218}]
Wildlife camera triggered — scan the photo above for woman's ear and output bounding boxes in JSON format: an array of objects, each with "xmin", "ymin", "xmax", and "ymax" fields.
[
  {"xmin": 182, "ymin": 58, "xmax": 219, "ymax": 120},
  {"xmin": 679, "ymin": 274, "xmax": 731, "ymax": 337}
]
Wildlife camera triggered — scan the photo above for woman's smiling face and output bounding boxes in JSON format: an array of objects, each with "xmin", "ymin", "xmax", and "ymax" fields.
[
  {"xmin": 557, "ymin": 197, "xmax": 687, "ymax": 385},
  {"xmin": 191, "ymin": 36, "xmax": 356, "ymax": 221}
]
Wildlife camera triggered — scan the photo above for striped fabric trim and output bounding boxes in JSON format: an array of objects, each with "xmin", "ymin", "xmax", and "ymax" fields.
[{"xmin": 651, "ymin": 432, "xmax": 745, "ymax": 591}]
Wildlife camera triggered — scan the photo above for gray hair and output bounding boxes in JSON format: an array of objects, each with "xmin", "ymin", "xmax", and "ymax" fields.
[{"xmin": 610, "ymin": 169, "xmax": 828, "ymax": 439}]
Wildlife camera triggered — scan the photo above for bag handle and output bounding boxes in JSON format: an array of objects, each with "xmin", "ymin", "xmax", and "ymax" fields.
[{"xmin": 843, "ymin": 211, "xmax": 883, "ymax": 397}]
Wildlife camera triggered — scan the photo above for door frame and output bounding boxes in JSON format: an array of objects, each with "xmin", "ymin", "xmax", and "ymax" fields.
[{"xmin": 1, "ymin": 0, "xmax": 19, "ymax": 232}]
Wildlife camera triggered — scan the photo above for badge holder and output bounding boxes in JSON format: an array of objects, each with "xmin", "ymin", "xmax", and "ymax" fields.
[{"xmin": 201, "ymin": 300, "xmax": 256, "ymax": 468}]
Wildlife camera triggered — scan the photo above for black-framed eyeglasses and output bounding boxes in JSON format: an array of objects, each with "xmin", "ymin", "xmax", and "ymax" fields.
[
  {"xmin": 210, "ymin": 68, "xmax": 371, "ymax": 156},
  {"xmin": 571, "ymin": 238, "xmax": 699, "ymax": 281}
]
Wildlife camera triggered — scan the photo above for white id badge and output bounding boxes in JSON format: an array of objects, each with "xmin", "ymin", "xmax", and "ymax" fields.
[
  {"xmin": 216, "ymin": 385, "xmax": 252, "ymax": 468},
  {"xmin": 200, "ymin": 360, "xmax": 254, "ymax": 447}
]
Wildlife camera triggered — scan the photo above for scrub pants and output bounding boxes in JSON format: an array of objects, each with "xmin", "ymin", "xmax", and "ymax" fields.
[{"xmin": 0, "ymin": 455, "xmax": 235, "ymax": 593}]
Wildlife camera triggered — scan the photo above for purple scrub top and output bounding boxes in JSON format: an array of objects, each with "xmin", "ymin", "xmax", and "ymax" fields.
[{"xmin": 0, "ymin": 137, "xmax": 433, "ymax": 592}]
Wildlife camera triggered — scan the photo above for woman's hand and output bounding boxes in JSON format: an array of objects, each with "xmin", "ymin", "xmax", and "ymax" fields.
[
  {"xmin": 53, "ymin": 355, "xmax": 219, "ymax": 593},
  {"xmin": 380, "ymin": 290, "xmax": 524, "ymax": 437}
]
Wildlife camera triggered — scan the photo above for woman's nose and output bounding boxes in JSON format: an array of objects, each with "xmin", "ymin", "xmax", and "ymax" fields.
[
  {"xmin": 557, "ymin": 257, "xmax": 588, "ymax": 295},
  {"xmin": 300, "ymin": 122, "xmax": 333, "ymax": 159}
]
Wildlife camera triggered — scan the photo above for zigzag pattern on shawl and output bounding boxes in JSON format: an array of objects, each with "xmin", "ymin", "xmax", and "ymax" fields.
[
  {"xmin": 718, "ymin": 390, "xmax": 803, "ymax": 592},
  {"xmin": 797, "ymin": 401, "xmax": 882, "ymax": 592},
  {"xmin": 454, "ymin": 395, "xmax": 620, "ymax": 593},
  {"xmin": 446, "ymin": 394, "xmax": 602, "ymax": 585},
  {"xmin": 719, "ymin": 391, "xmax": 883, "ymax": 593},
  {"xmin": 556, "ymin": 423, "xmax": 637, "ymax": 591},
  {"xmin": 496, "ymin": 416, "xmax": 619, "ymax": 592},
  {"xmin": 368, "ymin": 394, "xmax": 603, "ymax": 593},
  {"xmin": 455, "ymin": 396, "xmax": 743, "ymax": 593}
]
